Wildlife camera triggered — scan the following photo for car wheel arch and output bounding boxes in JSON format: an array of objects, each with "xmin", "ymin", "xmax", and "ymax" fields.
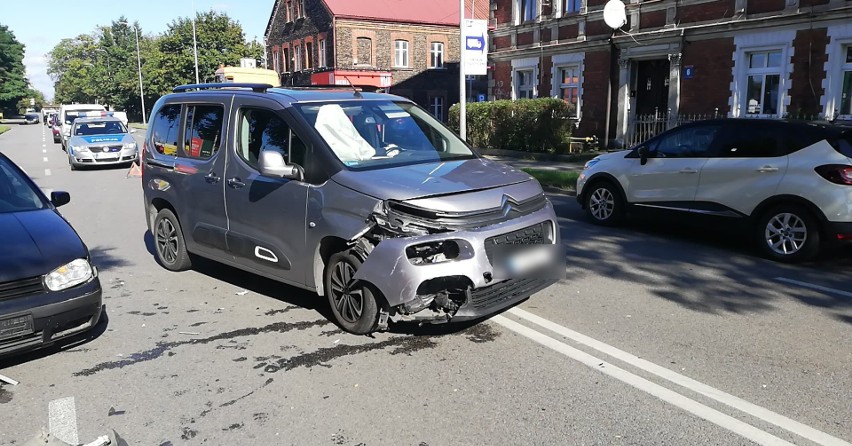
[
  {"xmin": 149, "ymin": 198, "xmax": 179, "ymax": 233},
  {"xmin": 751, "ymin": 195, "xmax": 828, "ymax": 233},
  {"xmin": 313, "ymin": 236, "xmax": 350, "ymax": 296},
  {"xmin": 582, "ymin": 173, "xmax": 628, "ymax": 209}
]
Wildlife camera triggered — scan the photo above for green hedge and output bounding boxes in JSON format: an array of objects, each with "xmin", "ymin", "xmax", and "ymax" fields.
[
  {"xmin": 0, "ymin": 125, "xmax": 10, "ymax": 136},
  {"xmin": 449, "ymin": 98, "xmax": 574, "ymax": 153}
]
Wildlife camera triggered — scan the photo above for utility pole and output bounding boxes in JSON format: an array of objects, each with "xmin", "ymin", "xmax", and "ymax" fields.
[
  {"xmin": 459, "ymin": 0, "xmax": 466, "ymax": 141},
  {"xmin": 192, "ymin": 0, "xmax": 200, "ymax": 84}
]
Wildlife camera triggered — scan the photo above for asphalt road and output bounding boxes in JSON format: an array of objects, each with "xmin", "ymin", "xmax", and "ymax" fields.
[{"xmin": 0, "ymin": 123, "xmax": 850, "ymax": 446}]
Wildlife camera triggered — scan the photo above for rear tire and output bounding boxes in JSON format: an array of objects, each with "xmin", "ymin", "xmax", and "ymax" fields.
[
  {"xmin": 153, "ymin": 208, "xmax": 192, "ymax": 271},
  {"xmin": 324, "ymin": 251, "xmax": 379, "ymax": 334},
  {"xmin": 756, "ymin": 205, "xmax": 820, "ymax": 263},
  {"xmin": 584, "ymin": 181, "xmax": 625, "ymax": 226}
]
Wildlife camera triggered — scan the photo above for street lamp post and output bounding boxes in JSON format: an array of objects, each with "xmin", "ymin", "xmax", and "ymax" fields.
[{"xmin": 119, "ymin": 21, "xmax": 147, "ymax": 125}]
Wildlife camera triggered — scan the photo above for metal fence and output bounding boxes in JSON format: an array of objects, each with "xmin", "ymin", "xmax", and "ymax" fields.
[{"xmin": 623, "ymin": 110, "xmax": 830, "ymax": 148}]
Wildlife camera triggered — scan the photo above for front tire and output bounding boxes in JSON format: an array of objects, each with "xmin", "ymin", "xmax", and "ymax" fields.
[
  {"xmin": 584, "ymin": 181, "xmax": 624, "ymax": 226},
  {"xmin": 756, "ymin": 205, "xmax": 820, "ymax": 263},
  {"xmin": 153, "ymin": 208, "xmax": 192, "ymax": 271},
  {"xmin": 324, "ymin": 251, "xmax": 379, "ymax": 334}
]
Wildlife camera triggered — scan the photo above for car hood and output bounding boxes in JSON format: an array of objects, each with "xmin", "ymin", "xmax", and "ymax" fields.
[
  {"xmin": 0, "ymin": 210, "xmax": 88, "ymax": 282},
  {"xmin": 331, "ymin": 158, "xmax": 535, "ymax": 202},
  {"xmin": 595, "ymin": 150, "xmax": 631, "ymax": 161},
  {"xmin": 69, "ymin": 134, "xmax": 132, "ymax": 145}
]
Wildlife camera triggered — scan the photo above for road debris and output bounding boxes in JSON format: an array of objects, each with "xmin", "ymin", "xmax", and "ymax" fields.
[
  {"xmin": 235, "ymin": 290, "xmax": 249, "ymax": 296},
  {"xmin": 0, "ymin": 373, "xmax": 19, "ymax": 385},
  {"xmin": 178, "ymin": 332, "xmax": 200, "ymax": 336}
]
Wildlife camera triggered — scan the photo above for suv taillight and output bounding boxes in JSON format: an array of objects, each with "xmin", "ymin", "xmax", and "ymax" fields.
[{"xmin": 815, "ymin": 164, "xmax": 852, "ymax": 185}]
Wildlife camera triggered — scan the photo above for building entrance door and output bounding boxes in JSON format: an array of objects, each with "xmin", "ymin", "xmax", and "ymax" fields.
[{"xmin": 635, "ymin": 59, "xmax": 670, "ymax": 115}]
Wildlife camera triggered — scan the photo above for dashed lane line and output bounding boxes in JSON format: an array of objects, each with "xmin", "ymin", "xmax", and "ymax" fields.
[{"xmin": 505, "ymin": 307, "xmax": 851, "ymax": 446}]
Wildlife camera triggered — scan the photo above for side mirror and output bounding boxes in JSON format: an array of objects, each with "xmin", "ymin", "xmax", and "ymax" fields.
[
  {"xmin": 637, "ymin": 146, "xmax": 649, "ymax": 166},
  {"xmin": 258, "ymin": 150, "xmax": 303, "ymax": 181},
  {"xmin": 51, "ymin": 191, "xmax": 71, "ymax": 208}
]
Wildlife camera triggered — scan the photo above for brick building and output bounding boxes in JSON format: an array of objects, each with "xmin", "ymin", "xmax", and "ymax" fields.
[
  {"xmin": 264, "ymin": 0, "xmax": 489, "ymax": 120},
  {"xmin": 490, "ymin": 0, "xmax": 852, "ymax": 147}
]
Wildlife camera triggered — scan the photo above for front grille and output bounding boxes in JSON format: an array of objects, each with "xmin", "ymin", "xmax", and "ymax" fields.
[
  {"xmin": 484, "ymin": 221, "xmax": 551, "ymax": 264},
  {"xmin": 90, "ymin": 145, "xmax": 122, "ymax": 153},
  {"xmin": 387, "ymin": 194, "xmax": 548, "ymax": 230},
  {"xmin": 469, "ymin": 276, "xmax": 552, "ymax": 310},
  {"xmin": 0, "ymin": 276, "xmax": 45, "ymax": 301}
]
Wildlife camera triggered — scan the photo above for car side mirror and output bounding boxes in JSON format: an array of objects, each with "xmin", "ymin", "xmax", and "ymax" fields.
[
  {"xmin": 51, "ymin": 191, "xmax": 71, "ymax": 208},
  {"xmin": 258, "ymin": 150, "xmax": 303, "ymax": 181},
  {"xmin": 637, "ymin": 146, "xmax": 649, "ymax": 166}
]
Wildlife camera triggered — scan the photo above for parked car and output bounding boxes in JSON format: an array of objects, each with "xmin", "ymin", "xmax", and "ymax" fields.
[
  {"xmin": 577, "ymin": 119, "xmax": 852, "ymax": 262},
  {"xmin": 142, "ymin": 83, "xmax": 561, "ymax": 334},
  {"xmin": 51, "ymin": 115, "xmax": 62, "ymax": 143},
  {"xmin": 66, "ymin": 115, "xmax": 138, "ymax": 170},
  {"xmin": 24, "ymin": 113, "xmax": 39, "ymax": 125},
  {"xmin": 58, "ymin": 104, "xmax": 106, "ymax": 150},
  {"xmin": 0, "ymin": 153, "xmax": 102, "ymax": 357}
]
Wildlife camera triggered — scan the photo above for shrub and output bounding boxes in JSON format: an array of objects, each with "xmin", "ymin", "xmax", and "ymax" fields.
[{"xmin": 449, "ymin": 98, "xmax": 574, "ymax": 153}]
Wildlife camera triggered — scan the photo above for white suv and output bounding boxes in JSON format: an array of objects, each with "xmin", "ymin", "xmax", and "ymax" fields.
[{"xmin": 577, "ymin": 119, "xmax": 852, "ymax": 262}]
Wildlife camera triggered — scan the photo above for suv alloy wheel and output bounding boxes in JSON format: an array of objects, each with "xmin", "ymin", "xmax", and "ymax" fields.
[{"xmin": 756, "ymin": 205, "xmax": 820, "ymax": 263}]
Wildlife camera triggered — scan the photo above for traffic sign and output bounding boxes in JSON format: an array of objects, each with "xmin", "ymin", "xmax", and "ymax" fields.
[{"xmin": 463, "ymin": 19, "xmax": 488, "ymax": 76}]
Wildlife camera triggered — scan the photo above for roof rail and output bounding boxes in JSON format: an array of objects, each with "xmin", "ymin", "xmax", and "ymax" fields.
[{"xmin": 172, "ymin": 83, "xmax": 273, "ymax": 93}]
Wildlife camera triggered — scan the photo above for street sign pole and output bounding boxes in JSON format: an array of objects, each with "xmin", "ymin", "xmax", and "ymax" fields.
[{"xmin": 459, "ymin": 0, "xmax": 466, "ymax": 141}]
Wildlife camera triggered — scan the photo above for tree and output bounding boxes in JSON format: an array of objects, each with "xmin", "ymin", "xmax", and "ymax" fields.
[
  {"xmin": 16, "ymin": 88, "xmax": 45, "ymax": 112},
  {"xmin": 0, "ymin": 24, "xmax": 28, "ymax": 113}
]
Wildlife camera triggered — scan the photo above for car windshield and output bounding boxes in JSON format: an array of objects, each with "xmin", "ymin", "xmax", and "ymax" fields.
[
  {"xmin": 0, "ymin": 157, "xmax": 47, "ymax": 213},
  {"xmin": 65, "ymin": 110, "xmax": 102, "ymax": 125},
  {"xmin": 294, "ymin": 100, "xmax": 475, "ymax": 170},
  {"xmin": 74, "ymin": 120, "xmax": 127, "ymax": 136}
]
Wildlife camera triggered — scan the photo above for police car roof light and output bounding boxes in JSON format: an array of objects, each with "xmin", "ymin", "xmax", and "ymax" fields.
[{"xmin": 78, "ymin": 111, "xmax": 114, "ymax": 118}]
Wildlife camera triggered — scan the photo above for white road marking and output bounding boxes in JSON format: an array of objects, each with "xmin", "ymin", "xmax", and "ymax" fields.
[
  {"xmin": 44, "ymin": 169, "xmax": 51, "ymax": 176},
  {"xmin": 42, "ymin": 149, "xmax": 47, "ymax": 153},
  {"xmin": 775, "ymin": 277, "xmax": 852, "ymax": 298},
  {"xmin": 43, "ymin": 157, "xmax": 48, "ymax": 162},
  {"xmin": 42, "ymin": 144, "xmax": 46, "ymax": 147},
  {"xmin": 493, "ymin": 315, "xmax": 796, "ymax": 446},
  {"xmin": 506, "ymin": 307, "xmax": 851, "ymax": 446},
  {"xmin": 48, "ymin": 397, "xmax": 79, "ymax": 445}
]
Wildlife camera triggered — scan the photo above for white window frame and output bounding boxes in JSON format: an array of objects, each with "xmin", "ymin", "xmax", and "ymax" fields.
[
  {"xmin": 294, "ymin": 45, "xmax": 302, "ymax": 71},
  {"xmin": 430, "ymin": 42, "xmax": 444, "ymax": 69},
  {"xmin": 516, "ymin": 0, "xmax": 537, "ymax": 24},
  {"xmin": 305, "ymin": 42, "xmax": 313, "ymax": 69},
  {"xmin": 272, "ymin": 50, "xmax": 280, "ymax": 73},
  {"xmin": 430, "ymin": 96, "xmax": 444, "ymax": 120},
  {"xmin": 822, "ymin": 23, "xmax": 852, "ymax": 120},
  {"xmin": 729, "ymin": 30, "xmax": 794, "ymax": 118},
  {"xmin": 551, "ymin": 53, "xmax": 584, "ymax": 119},
  {"xmin": 559, "ymin": 0, "xmax": 583, "ymax": 16},
  {"xmin": 394, "ymin": 40, "xmax": 409, "ymax": 68},
  {"xmin": 512, "ymin": 57, "xmax": 539, "ymax": 99},
  {"xmin": 743, "ymin": 49, "xmax": 784, "ymax": 116},
  {"xmin": 319, "ymin": 39, "xmax": 326, "ymax": 67}
]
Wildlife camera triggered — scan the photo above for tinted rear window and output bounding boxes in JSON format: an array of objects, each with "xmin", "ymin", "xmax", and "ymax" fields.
[{"xmin": 785, "ymin": 125, "xmax": 828, "ymax": 155}]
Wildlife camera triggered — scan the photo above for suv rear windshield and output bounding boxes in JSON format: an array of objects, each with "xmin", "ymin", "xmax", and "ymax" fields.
[
  {"xmin": 65, "ymin": 110, "xmax": 103, "ymax": 125},
  {"xmin": 294, "ymin": 101, "xmax": 475, "ymax": 170}
]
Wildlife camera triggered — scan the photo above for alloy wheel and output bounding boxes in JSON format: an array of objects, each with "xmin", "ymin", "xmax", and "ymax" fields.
[
  {"xmin": 329, "ymin": 261, "xmax": 364, "ymax": 324},
  {"xmin": 590, "ymin": 188, "xmax": 615, "ymax": 221},
  {"xmin": 765, "ymin": 213, "xmax": 807, "ymax": 256},
  {"xmin": 156, "ymin": 218, "xmax": 179, "ymax": 265}
]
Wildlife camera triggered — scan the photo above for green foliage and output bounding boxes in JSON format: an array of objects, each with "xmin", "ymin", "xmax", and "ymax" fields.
[
  {"xmin": 521, "ymin": 168, "xmax": 580, "ymax": 191},
  {"xmin": 47, "ymin": 11, "xmax": 261, "ymax": 121},
  {"xmin": 449, "ymin": 98, "xmax": 574, "ymax": 153},
  {"xmin": 0, "ymin": 125, "xmax": 10, "ymax": 135},
  {"xmin": 0, "ymin": 24, "xmax": 28, "ymax": 113},
  {"xmin": 16, "ymin": 88, "xmax": 45, "ymax": 112}
]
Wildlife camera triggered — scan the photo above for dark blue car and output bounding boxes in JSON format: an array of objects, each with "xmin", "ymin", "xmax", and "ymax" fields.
[{"xmin": 0, "ymin": 153, "xmax": 102, "ymax": 357}]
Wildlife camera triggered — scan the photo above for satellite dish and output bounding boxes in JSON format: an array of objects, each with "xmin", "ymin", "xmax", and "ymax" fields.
[{"xmin": 603, "ymin": 0, "xmax": 627, "ymax": 30}]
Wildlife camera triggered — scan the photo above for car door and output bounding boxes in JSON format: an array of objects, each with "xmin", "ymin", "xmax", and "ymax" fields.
[
  {"xmin": 223, "ymin": 98, "xmax": 310, "ymax": 285},
  {"xmin": 695, "ymin": 120, "xmax": 789, "ymax": 216},
  {"xmin": 626, "ymin": 123, "xmax": 722, "ymax": 207},
  {"xmin": 170, "ymin": 100, "xmax": 230, "ymax": 259}
]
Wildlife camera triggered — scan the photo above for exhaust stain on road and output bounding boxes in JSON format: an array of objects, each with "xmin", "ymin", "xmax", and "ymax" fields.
[
  {"xmin": 0, "ymin": 385, "xmax": 12, "ymax": 404},
  {"xmin": 74, "ymin": 320, "xmax": 329, "ymax": 376}
]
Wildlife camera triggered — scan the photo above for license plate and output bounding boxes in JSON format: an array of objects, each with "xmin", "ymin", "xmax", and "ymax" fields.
[
  {"xmin": 97, "ymin": 152, "xmax": 117, "ymax": 160},
  {"xmin": 0, "ymin": 314, "xmax": 34, "ymax": 341},
  {"xmin": 506, "ymin": 246, "xmax": 553, "ymax": 276}
]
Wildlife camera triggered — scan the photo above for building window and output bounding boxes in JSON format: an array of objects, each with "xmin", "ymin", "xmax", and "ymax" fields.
[
  {"xmin": 282, "ymin": 48, "xmax": 289, "ymax": 72},
  {"xmin": 516, "ymin": 69, "xmax": 535, "ymax": 99},
  {"xmin": 519, "ymin": 0, "xmax": 536, "ymax": 22},
  {"xmin": 299, "ymin": 0, "xmax": 306, "ymax": 17},
  {"xmin": 430, "ymin": 42, "xmax": 444, "ymax": 69},
  {"xmin": 394, "ymin": 40, "xmax": 409, "ymax": 68},
  {"xmin": 557, "ymin": 65, "xmax": 581, "ymax": 117},
  {"xmin": 272, "ymin": 51, "xmax": 280, "ymax": 73},
  {"xmin": 430, "ymin": 96, "xmax": 444, "ymax": 120},
  {"xmin": 319, "ymin": 39, "xmax": 326, "ymax": 67},
  {"xmin": 305, "ymin": 42, "xmax": 313, "ymax": 69},
  {"xmin": 840, "ymin": 46, "xmax": 852, "ymax": 116},
  {"xmin": 745, "ymin": 50, "xmax": 782, "ymax": 116},
  {"xmin": 356, "ymin": 37, "xmax": 372, "ymax": 66},
  {"xmin": 294, "ymin": 45, "xmax": 302, "ymax": 71},
  {"xmin": 564, "ymin": 0, "xmax": 582, "ymax": 14},
  {"xmin": 286, "ymin": 0, "xmax": 293, "ymax": 22}
]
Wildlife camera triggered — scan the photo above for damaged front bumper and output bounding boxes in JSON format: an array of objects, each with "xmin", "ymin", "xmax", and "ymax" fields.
[{"xmin": 352, "ymin": 201, "xmax": 562, "ymax": 324}]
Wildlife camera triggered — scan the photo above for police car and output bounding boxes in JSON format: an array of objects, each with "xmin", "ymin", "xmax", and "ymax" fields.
[{"xmin": 66, "ymin": 113, "xmax": 139, "ymax": 170}]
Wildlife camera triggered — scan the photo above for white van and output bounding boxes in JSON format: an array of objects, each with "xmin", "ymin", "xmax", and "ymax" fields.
[{"xmin": 58, "ymin": 104, "xmax": 106, "ymax": 150}]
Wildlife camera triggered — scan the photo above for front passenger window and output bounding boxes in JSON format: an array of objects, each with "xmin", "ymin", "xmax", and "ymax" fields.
[
  {"xmin": 238, "ymin": 109, "xmax": 309, "ymax": 176},
  {"xmin": 653, "ymin": 125, "xmax": 721, "ymax": 158}
]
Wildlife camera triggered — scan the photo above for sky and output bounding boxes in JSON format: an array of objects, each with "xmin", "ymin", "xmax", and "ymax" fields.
[{"xmin": 1, "ymin": 0, "xmax": 273, "ymax": 101}]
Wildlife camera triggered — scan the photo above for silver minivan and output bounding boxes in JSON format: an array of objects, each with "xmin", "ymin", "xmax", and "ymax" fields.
[{"xmin": 142, "ymin": 83, "xmax": 561, "ymax": 334}]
